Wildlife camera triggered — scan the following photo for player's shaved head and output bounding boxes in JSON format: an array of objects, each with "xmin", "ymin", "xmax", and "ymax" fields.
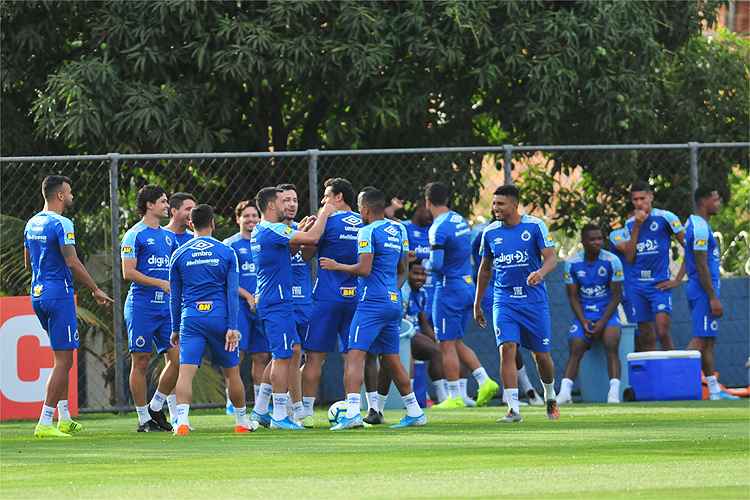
[
  {"xmin": 425, "ymin": 182, "xmax": 451, "ymax": 207},
  {"xmin": 359, "ymin": 188, "xmax": 386, "ymax": 212},
  {"xmin": 190, "ymin": 204, "xmax": 215, "ymax": 231},
  {"xmin": 581, "ymin": 223, "xmax": 602, "ymax": 241}
]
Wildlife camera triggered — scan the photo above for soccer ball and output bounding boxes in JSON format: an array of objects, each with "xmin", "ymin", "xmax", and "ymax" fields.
[{"xmin": 328, "ymin": 401, "xmax": 348, "ymax": 425}]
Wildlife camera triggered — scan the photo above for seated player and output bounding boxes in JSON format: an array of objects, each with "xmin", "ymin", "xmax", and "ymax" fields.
[
  {"xmin": 557, "ymin": 224, "xmax": 624, "ymax": 405},
  {"xmin": 169, "ymin": 204, "xmax": 256, "ymax": 435},
  {"xmin": 321, "ymin": 188, "xmax": 427, "ymax": 430}
]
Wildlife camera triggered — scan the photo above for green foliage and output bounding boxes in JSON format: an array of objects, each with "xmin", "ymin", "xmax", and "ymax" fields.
[{"xmin": 712, "ymin": 168, "xmax": 750, "ymax": 276}]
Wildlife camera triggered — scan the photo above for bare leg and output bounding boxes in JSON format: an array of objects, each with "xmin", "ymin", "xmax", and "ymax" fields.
[
  {"xmin": 157, "ymin": 347, "xmax": 180, "ymax": 395},
  {"xmin": 654, "ymin": 312, "xmax": 674, "ymax": 350},
  {"xmin": 602, "ymin": 327, "xmax": 621, "ymax": 380},
  {"xmin": 563, "ymin": 339, "xmax": 589, "ymax": 381},
  {"xmin": 44, "ymin": 350, "xmax": 74, "ymax": 407},
  {"xmin": 129, "ymin": 352, "xmax": 151, "ymax": 406}
]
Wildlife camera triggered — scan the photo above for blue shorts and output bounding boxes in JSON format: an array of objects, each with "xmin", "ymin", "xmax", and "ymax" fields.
[
  {"xmin": 238, "ymin": 304, "xmax": 268, "ymax": 353},
  {"xmin": 124, "ymin": 302, "xmax": 172, "ymax": 354},
  {"xmin": 32, "ymin": 297, "xmax": 78, "ymax": 350},
  {"xmin": 303, "ymin": 300, "xmax": 356, "ymax": 353},
  {"xmin": 688, "ymin": 292, "xmax": 720, "ymax": 338},
  {"xmin": 493, "ymin": 301, "xmax": 552, "ymax": 353},
  {"xmin": 348, "ymin": 301, "xmax": 401, "ymax": 355},
  {"xmin": 294, "ymin": 302, "xmax": 313, "ymax": 339},
  {"xmin": 259, "ymin": 303, "xmax": 300, "ymax": 360},
  {"xmin": 180, "ymin": 315, "xmax": 239, "ymax": 368},
  {"xmin": 630, "ymin": 284, "xmax": 672, "ymax": 323},
  {"xmin": 568, "ymin": 314, "xmax": 621, "ymax": 344},
  {"xmin": 432, "ymin": 282, "xmax": 473, "ymax": 341}
]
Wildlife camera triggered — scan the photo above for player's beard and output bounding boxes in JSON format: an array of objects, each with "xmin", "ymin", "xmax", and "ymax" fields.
[{"xmin": 64, "ymin": 198, "xmax": 74, "ymax": 210}]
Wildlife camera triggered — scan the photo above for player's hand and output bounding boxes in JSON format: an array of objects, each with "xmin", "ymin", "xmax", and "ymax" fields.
[
  {"xmin": 225, "ymin": 329, "xmax": 241, "ymax": 352},
  {"xmin": 158, "ymin": 279, "xmax": 170, "ymax": 294},
  {"xmin": 92, "ymin": 288, "xmax": 114, "ymax": 305},
  {"xmin": 710, "ymin": 298, "xmax": 723, "ymax": 318},
  {"xmin": 246, "ymin": 294, "xmax": 256, "ymax": 312},
  {"xmin": 390, "ymin": 197, "xmax": 404, "ymax": 211},
  {"xmin": 473, "ymin": 302, "xmax": 487, "ymax": 329},
  {"xmin": 170, "ymin": 332, "xmax": 180, "ymax": 347},
  {"xmin": 526, "ymin": 270, "xmax": 545, "ymax": 286},
  {"xmin": 319, "ymin": 202, "xmax": 336, "ymax": 217},
  {"xmin": 591, "ymin": 319, "xmax": 606, "ymax": 337},
  {"xmin": 319, "ymin": 257, "xmax": 339, "ymax": 271},
  {"xmin": 655, "ymin": 279, "xmax": 681, "ymax": 291},
  {"xmin": 634, "ymin": 209, "xmax": 648, "ymax": 224},
  {"xmin": 407, "ymin": 250, "xmax": 417, "ymax": 263},
  {"xmin": 582, "ymin": 320, "xmax": 595, "ymax": 337}
]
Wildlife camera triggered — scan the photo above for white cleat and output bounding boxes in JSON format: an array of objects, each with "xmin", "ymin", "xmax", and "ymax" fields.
[
  {"xmin": 526, "ymin": 389, "xmax": 545, "ymax": 406},
  {"xmin": 607, "ymin": 395, "xmax": 621, "ymax": 404},
  {"xmin": 556, "ymin": 393, "xmax": 573, "ymax": 405},
  {"xmin": 462, "ymin": 397, "xmax": 477, "ymax": 407}
]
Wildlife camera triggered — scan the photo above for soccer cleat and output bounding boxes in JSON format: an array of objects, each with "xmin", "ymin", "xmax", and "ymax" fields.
[
  {"xmin": 431, "ymin": 396, "xmax": 466, "ymax": 410},
  {"xmin": 234, "ymin": 421, "xmax": 259, "ymax": 433},
  {"xmin": 556, "ymin": 393, "xmax": 573, "ymax": 405},
  {"xmin": 330, "ymin": 414, "xmax": 364, "ymax": 431},
  {"xmin": 174, "ymin": 424, "xmax": 190, "ymax": 436},
  {"xmin": 250, "ymin": 410, "xmax": 271, "ymax": 428},
  {"xmin": 476, "ymin": 379, "xmax": 500, "ymax": 407},
  {"xmin": 718, "ymin": 391, "xmax": 740, "ymax": 400},
  {"xmin": 497, "ymin": 409, "xmax": 523, "ymax": 423},
  {"xmin": 526, "ymin": 389, "xmax": 545, "ymax": 406},
  {"xmin": 363, "ymin": 409, "xmax": 384, "ymax": 425},
  {"xmin": 226, "ymin": 402, "xmax": 235, "ymax": 415},
  {"xmin": 148, "ymin": 406, "xmax": 173, "ymax": 432},
  {"xmin": 57, "ymin": 419, "xmax": 83, "ymax": 434},
  {"xmin": 546, "ymin": 399, "xmax": 560, "ymax": 420},
  {"xmin": 137, "ymin": 419, "xmax": 165, "ymax": 432},
  {"xmin": 34, "ymin": 424, "xmax": 71, "ymax": 438},
  {"xmin": 389, "ymin": 413, "xmax": 427, "ymax": 429},
  {"xmin": 607, "ymin": 393, "xmax": 621, "ymax": 404},
  {"xmin": 462, "ymin": 397, "xmax": 478, "ymax": 407},
  {"xmin": 270, "ymin": 416, "xmax": 305, "ymax": 430},
  {"xmin": 301, "ymin": 415, "xmax": 315, "ymax": 428}
]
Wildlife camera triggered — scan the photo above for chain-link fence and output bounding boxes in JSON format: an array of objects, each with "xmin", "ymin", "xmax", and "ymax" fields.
[{"xmin": 1, "ymin": 142, "xmax": 747, "ymax": 412}]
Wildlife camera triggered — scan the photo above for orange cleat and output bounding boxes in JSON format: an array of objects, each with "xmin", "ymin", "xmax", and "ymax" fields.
[
  {"xmin": 234, "ymin": 425, "xmax": 250, "ymax": 434},
  {"xmin": 174, "ymin": 424, "xmax": 190, "ymax": 436},
  {"xmin": 546, "ymin": 399, "xmax": 560, "ymax": 421}
]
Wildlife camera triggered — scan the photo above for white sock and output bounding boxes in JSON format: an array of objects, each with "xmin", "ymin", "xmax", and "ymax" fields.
[
  {"xmin": 346, "ymin": 393, "xmax": 361, "ymax": 419},
  {"xmin": 433, "ymin": 379, "xmax": 448, "ymax": 402},
  {"xmin": 292, "ymin": 401, "xmax": 305, "ymax": 420},
  {"xmin": 401, "ymin": 392, "xmax": 422, "ymax": 417},
  {"xmin": 149, "ymin": 390, "xmax": 167, "ymax": 412},
  {"xmin": 272, "ymin": 393, "xmax": 288, "ymax": 421},
  {"xmin": 377, "ymin": 393, "xmax": 388, "ymax": 412},
  {"xmin": 706, "ymin": 375, "xmax": 720, "ymax": 395},
  {"xmin": 506, "ymin": 388, "xmax": 520, "ymax": 414},
  {"xmin": 608, "ymin": 378, "xmax": 621, "ymax": 397},
  {"xmin": 57, "ymin": 400, "xmax": 71, "ymax": 422},
  {"xmin": 253, "ymin": 384, "xmax": 261, "ymax": 402},
  {"xmin": 167, "ymin": 394, "xmax": 177, "ymax": 423},
  {"xmin": 446, "ymin": 380, "xmax": 460, "ymax": 399},
  {"xmin": 253, "ymin": 383, "xmax": 272, "ymax": 415},
  {"xmin": 38, "ymin": 404, "xmax": 55, "ymax": 426},
  {"xmin": 303, "ymin": 396, "xmax": 316, "ymax": 417},
  {"xmin": 235, "ymin": 405, "xmax": 249, "ymax": 426},
  {"xmin": 518, "ymin": 366, "xmax": 533, "ymax": 394},
  {"xmin": 135, "ymin": 405, "xmax": 151, "ymax": 425},
  {"xmin": 560, "ymin": 378, "xmax": 574, "ymax": 398},
  {"xmin": 176, "ymin": 403, "xmax": 190, "ymax": 427},
  {"xmin": 472, "ymin": 367, "xmax": 489, "ymax": 386},
  {"xmin": 543, "ymin": 380, "xmax": 556, "ymax": 402},
  {"xmin": 366, "ymin": 391, "xmax": 379, "ymax": 412},
  {"xmin": 458, "ymin": 378, "xmax": 469, "ymax": 399},
  {"xmin": 225, "ymin": 387, "xmax": 231, "ymax": 407}
]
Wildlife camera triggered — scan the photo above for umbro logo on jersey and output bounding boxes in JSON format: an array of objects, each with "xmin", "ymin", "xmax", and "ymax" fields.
[
  {"xmin": 493, "ymin": 237, "xmax": 503, "ymax": 245},
  {"xmin": 190, "ymin": 239, "xmax": 214, "ymax": 251},
  {"xmin": 341, "ymin": 215, "xmax": 362, "ymax": 226},
  {"xmin": 384, "ymin": 225, "xmax": 399, "ymax": 237},
  {"xmin": 146, "ymin": 238, "xmax": 155, "ymax": 245},
  {"xmin": 165, "ymin": 236, "xmax": 172, "ymax": 246},
  {"xmin": 577, "ymin": 270, "xmax": 586, "ymax": 278},
  {"xmin": 521, "ymin": 230, "xmax": 531, "ymax": 241},
  {"xmin": 238, "ymin": 247, "xmax": 248, "ymax": 254}
]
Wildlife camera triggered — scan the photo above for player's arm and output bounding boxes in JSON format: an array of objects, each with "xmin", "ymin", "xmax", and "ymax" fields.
[
  {"xmin": 623, "ymin": 212, "xmax": 647, "ymax": 263},
  {"xmin": 397, "ymin": 256, "xmax": 408, "ymax": 288},
  {"xmin": 596, "ymin": 281, "xmax": 622, "ymax": 332},
  {"xmin": 122, "ymin": 259, "xmax": 170, "ymax": 293},
  {"xmin": 527, "ymin": 247, "xmax": 556, "ymax": 286},
  {"xmin": 225, "ymin": 253, "xmax": 241, "ymax": 351},
  {"xmin": 565, "ymin": 283, "xmax": 591, "ymax": 334},
  {"xmin": 238, "ymin": 286, "xmax": 255, "ymax": 310},
  {"xmin": 61, "ymin": 245, "xmax": 113, "ymax": 304},
  {"xmin": 301, "ymin": 245, "xmax": 317, "ymax": 262},
  {"xmin": 694, "ymin": 248, "xmax": 723, "ymax": 318},
  {"xmin": 418, "ymin": 311, "xmax": 436, "ymax": 340},
  {"xmin": 473, "ymin": 256, "xmax": 492, "ymax": 328},
  {"xmin": 321, "ymin": 252, "xmax": 374, "ymax": 277},
  {"xmin": 289, "ymin": 204, "xmax": 335, "ymax": 246},
  {"xmin": 23, "ymin": 247, "xmax": 30, "ymax": 270},
  {"xmin": 169, "ymin": 258, "xmax": 183, "ymax": 345}
]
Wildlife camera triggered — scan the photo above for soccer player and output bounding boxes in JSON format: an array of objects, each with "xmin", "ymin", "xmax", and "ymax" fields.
[
  {"xmin": 121, "ymin": 185, "xmax": 179, "ymax": 432},
  {"xmin": 250, "ymin": 187, "xmax": 335, "ymax": 430},
  {"xmin": 608, "ymin": 215, "xmax": 640, "ymax": 349},
  {"xmin": 425, "ymin": 182, "xmax": 499, "ymax": 409},
  {"xmin": 223, "ymin": 200, "xmax": 269, "ymax": 414},
  {"xmin": 163, "ymin": 192, "xmax": 196, "ymax": 247},
  {"xmin": 320, "ymin": 188, "xmax": 427, "ymax": 430},
  {"xmin": 557, "ymin": 224, "xmax": 624, "ymax": 405},
  {"xmin": 622, "ymin": 182, "xmax": 685, "ymax": 351},
  {"xmin": 25, "ymin": 175, "xmax": 113, "ymax": 438},
  {"xmin": 169, "ymin": 204, "xmax": 256, "ymax": 434},
  {"xmin": 684, "ymin": 187, "xmax": 726, "ymax": 400},
  {"xmin": 300, "ymin": 178, "xmax": 362, "ymax": 427},
  {"xmin": 474, "ymin": 184, "xmax": 560, "ymax": 423}
]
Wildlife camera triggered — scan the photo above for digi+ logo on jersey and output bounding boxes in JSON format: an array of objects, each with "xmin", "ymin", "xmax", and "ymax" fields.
[
  {"xmin": 580, "ymin": 285, "xmax": 607, "ymax": 298},
  {"xmin": 636, "ymin": 239, "xmax": 659, "ymax": 254},
  {"xmin": 241, "ymin": 261, "xmax": 256, "ymax": 273},
  {"xmin": 493, "ymin": 250, "xmax": 530, "ymax": 267},
  {"xmin": 148, "ymin": 254, "xmax": 171, "ymax": 267}
]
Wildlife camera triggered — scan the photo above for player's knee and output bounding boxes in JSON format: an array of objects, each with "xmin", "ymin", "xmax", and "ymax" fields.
[{"xmin": 131, "ymin": 354, "xmax": 150, "ymax": 372}]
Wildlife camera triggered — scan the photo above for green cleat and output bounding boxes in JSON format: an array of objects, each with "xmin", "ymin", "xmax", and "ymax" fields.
[
  {"xmin": 34, "ymin": 424, "xmax": 71, "ymax": 438},
  {"xmin": 476, "ymin": 379, "xmax": 500, "ymax": 407},
  {"xmin": 57, "ymin": 420, "xmax": 83, "ymax": 435},
  {"xmin": 431, "ymin": 396, "xmax": 465, "ymax": 410},
  {"xmin": 301, "ymin": 415, "xmax": 315, "ymax": 428}
]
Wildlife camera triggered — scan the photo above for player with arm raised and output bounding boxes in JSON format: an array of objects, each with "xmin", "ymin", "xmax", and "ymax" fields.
[
  {"xmin": 474, "ymin": 185, "xmax": 559, "ymax": 423},
  {"xmin": 163, "ymin": 192, "xmax": 196, "ymax": 247},
  {"xmin": 25, "ymin": 175, "xmax": 113, "ymax": 438}
]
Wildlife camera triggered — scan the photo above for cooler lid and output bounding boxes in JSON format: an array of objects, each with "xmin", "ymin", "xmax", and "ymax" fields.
[{"xmin": 627, "ymin": 350, "xmax": 701, "ymax": 361}]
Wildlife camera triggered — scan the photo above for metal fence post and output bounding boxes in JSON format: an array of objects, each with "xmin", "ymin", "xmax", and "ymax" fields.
[
  {"xmin": 502, "ymin": 145, "xmax": 514, "ymax": 185},
  {"xmin": 308, "ymin": 149, "xmax": 320, "ymax": 212},
  {"xmin": 108, "ymin": 153, "xmax": 127, "ymax": 411},
  {"xmin": 689, "ymin": 142, "xmax": 699, "ymax": 211}
]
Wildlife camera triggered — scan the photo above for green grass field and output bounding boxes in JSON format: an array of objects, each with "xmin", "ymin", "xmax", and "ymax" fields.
[{"xmin": 1, "ymin": 401, "xmax": 748, "ymax": 499}]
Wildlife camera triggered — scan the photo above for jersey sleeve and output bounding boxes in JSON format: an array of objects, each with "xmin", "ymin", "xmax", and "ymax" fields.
[
  {"xmin": 563, "ymin": 260, "xmax": 575, "ymax": 285},
  {"xmin": 357, "ymin": 225, "xmax": 374, "ymax": 255},
  {"xmin": 399, "ymin": 223, "xmax": 409, "ymax": 256},
  {"xmin": 609, "ymin": 228, "xmax": 630, "ymax": 246},
  {"xmin": 169, "ymin": 255, "xmax": 183, "ymax": 334},
  {"xmin": 226, "ymin": 250, "xmax": 239, "ymax": 330},
  {"xmin": 662, "ymin": 210, "xmax": 685, "ymax": 235},
  {"xmin": 428, "ymin": 221, "xmax": 447, "ymax": 248},
  {"xmin": 121, "ymin": 229, "xmax": 139, "ymax": 260},
  {"xmin": 479, "ymin": 227, "xmax": 493, "ymax": 258},
  {"xmin": 54, "ymin": 217, "xmax": 76, "ymax": 246},
  {"xmin": 609, "ymin": 255, "xmax": 625, "ymax": 282},
  {"xmin": 267, "ymin": 223, "xmax": 297, "ymax": 245},
  {"xmin": 533, "ymin": 219, "xmax": 555, "ymax": 251},
  {"xmin": 691, "ymin": 218, "xmax": 710, "ymax": 252}
]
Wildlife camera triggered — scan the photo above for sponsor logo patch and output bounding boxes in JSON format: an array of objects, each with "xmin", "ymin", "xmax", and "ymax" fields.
[{"xmin": 196, "ymin": 301, "xmax": 213, "ymax": 312}]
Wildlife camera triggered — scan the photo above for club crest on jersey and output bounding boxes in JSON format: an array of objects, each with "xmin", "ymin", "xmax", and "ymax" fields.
[
  {"xmin": 598, "ymin": 266, "xmax": 607, "ymax": 277},
  {"xmin": 196, "ymin": 301, "xmax": 213, "ymax": 312},
  {"xmin": 649, "ymin": 221, "xmax": 659, "ymax": 232},
  {"xmin": 341, "ymin": 215, "xmax": 362, "ymax": 227},
  {"xmin": 190, "ymin": 239, "xmax": 214, "ymax": 251},
  {"xmin": 165, "ymin": 235, "xmax": 172, "ymax": 246},
  {"xmin": 710, "ymin": 320, "xmax": 718, "ymax": 331},
  {"xmin": 384, "ymin": 225, "xmax": 399, "ymax": 237},
  {"xmin": 32, "ymin": 284, "xmax": 43, "ymax": 297},
  {"xmin": 569, "ymin": 324, "xmax": 578, "ymax": 333},
  {"xmin": 521, "ymin": 230, "xmax": 531, "ymax": 241}
]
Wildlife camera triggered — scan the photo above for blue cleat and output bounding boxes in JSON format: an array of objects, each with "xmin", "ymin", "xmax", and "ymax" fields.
[
  {"xmin": 226, "ymin": 403, "xmax": 235, "ymax": 415},
  {"xmin": 330, "ymin": 414, "xmax": 364, "ymax": 431},
  {"xmin": 389, "ymin": 413, "xmax": 427, "ymax": 429},
  {"xmin": 250, "ymin": 410, "xmax": 271, "ymax": 428},
  {"xmin": 270, "ymin": 416, "xmax": 304, "ymax": 430},
  {"xmin": 718, "ymin": 391, "xmax": 740, "ymax": 400}
]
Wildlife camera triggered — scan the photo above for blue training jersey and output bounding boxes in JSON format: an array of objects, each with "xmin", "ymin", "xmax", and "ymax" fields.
[
  {"xmin": 121, "ymin": 222, "xmax": 176, "ymax": 310},
  {"xmin": 290, "ymin": 221, "xmax": 313, "ymax": 305},
  {"xmin": 401, "ymin": 282, "xmax": 428, "ymax": 333},
  {"xmin": 428, "ymin": 210, "xmax": 474, "ymax": 286},
  {"xmin": 471, "ymin": 223, "xmax": 493, "ymax": 310},
  {"xmin": 24, "ymin": 211, "xmax": 76, "ymax": 301},
  {"xmin": 624, "ymin": 209, "xmax": 684, "ymax": 285},
  {"xmin": 684, "ymin": 215, "xmax": 721, "ymax": 299},
  {"xmin": 480, "ymin": 215, "xmax": 556, "ymax": 304},
  {"xmin": 563, "ymin": 250, "xmax": 624, "ymax": 314},
  {"xmin": 164, "ymin": 228, "xmax": 194, "ymax": 248},
  {"xmin": 251, "ymin": 220, "xmax": 298, "ymax": 308},
  {"xmin": 169, "ymin": 236, "xmax": 239, "ymax": 333},
  {"xmin": 357, "ymin": 219, "xmax": 409, "ymax": 304},
  {"xmin": 223, "ymin": 232, "xmax": 257, "ymax": 303},
  {"xmin": 312, "ymin": 210, "xmax": 362, "ymax": 302}
]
